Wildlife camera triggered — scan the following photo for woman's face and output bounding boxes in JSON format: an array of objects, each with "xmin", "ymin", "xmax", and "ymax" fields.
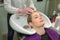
[{"xmin": 29, "ymin": 12, "xmax": 45, "ymax": 28}]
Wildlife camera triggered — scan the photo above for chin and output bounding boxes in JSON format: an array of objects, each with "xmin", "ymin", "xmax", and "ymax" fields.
[
  {"xmin": 37, "ymin": 23, "xmax": 44, "ymax": 27},
  {"xmin": 40, "ymin": 22, "xmax": 45, "ymax": 27},
  {"xmin": 41, "ymin": 21, "xmax": 45, "ymax": 24}
]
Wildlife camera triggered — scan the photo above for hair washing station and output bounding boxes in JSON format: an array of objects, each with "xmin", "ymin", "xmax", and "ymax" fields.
[{"xmin": 9, "ymin": 12, "xmax": 52, "ymax": 35}]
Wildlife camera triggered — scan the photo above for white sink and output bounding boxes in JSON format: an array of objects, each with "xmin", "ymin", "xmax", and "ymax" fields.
[
  {"xmin": 9, "ymin": 14, "xmax": 36, "ymax": 35},
  {"xmin": 9, "ymin": 12, "xmax": 52, "ymax": 35}
]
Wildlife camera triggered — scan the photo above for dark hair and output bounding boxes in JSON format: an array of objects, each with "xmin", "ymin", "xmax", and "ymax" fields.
[{"xmin": 27, "ymin": 14, "xmax": 32, "ymax": 23}]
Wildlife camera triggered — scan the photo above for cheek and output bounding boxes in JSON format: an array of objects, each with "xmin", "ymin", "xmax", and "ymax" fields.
[
  {"xmin": 39, "ymin": 20, "xmax": 45, "ymax": 26},
  {"xmin": 35, "ymin": 19, "xmax": 45, "ymax": 26},
  {"xmin": 32, "ymin": 20, "xmax": 40, "ymax": 27},
  {"xmin": 32, "ymin": 20, "xmax": 38, "ymax": 25}
]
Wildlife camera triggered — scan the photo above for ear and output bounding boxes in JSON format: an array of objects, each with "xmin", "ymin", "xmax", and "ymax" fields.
[{"xmin": 28, "ymin": 22, "xmax": 33, "ymax": 27}]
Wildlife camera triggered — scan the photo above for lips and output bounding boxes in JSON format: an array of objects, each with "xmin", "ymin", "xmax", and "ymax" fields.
[{"xmin": 40, "ymin": 20, "xmax": 43, "ymax": 22}]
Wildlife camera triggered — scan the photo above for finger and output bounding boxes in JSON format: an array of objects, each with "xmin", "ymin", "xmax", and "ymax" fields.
[{"xmin": 29, "ymin": 7, "xmax": 34, "ymax": 10}]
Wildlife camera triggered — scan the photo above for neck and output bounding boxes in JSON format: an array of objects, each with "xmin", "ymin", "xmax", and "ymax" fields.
[{"xmin": 34, "ymin": 27, "xmax": 45, "ymax": 35}]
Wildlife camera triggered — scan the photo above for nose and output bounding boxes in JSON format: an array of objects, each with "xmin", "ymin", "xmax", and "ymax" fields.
[{"xmin": 39, "ymin": 17, "xmax": 42, "ymax": 19}]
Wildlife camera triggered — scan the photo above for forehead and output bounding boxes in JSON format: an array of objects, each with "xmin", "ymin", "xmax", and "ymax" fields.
[{"xmin": 31, "ymin": 12, "xmax": 41, "ymax": 17}]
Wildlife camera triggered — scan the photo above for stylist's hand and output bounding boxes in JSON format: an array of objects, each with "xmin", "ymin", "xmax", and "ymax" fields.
[
  {"xmin": 18, "ymin": 9, "xmax": 24, "ymax": 14},
  {"xmin": 24, "ymin": 7, "xmax": 34, "ymax": 14},
  {"xmin": 18, "ymin": 7, "xmax": 34, "ymax": 14}
]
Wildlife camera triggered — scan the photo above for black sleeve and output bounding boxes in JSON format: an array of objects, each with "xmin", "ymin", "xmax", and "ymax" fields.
[{"xmin": 58, "ymin": 35, "xmax": 60, "ymax": 40}]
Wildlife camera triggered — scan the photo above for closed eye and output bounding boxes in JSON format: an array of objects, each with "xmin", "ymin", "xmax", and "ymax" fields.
[{"xmin": 34, "ymin": 16, "xmax": 38, "ymax": 19}]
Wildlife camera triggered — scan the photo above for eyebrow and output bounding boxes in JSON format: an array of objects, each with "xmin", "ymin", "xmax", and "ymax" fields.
[{"xmin": 34, "ymin": 15, "xmax": 38, "ymax": 16}]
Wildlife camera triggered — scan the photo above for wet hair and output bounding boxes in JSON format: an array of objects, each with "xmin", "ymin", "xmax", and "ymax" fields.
[{"xmin": 27, "ymin": 13, "xmax": 32, "ymax": 24}]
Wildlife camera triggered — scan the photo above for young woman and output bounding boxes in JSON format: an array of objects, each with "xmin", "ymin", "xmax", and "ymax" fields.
[{"xmin": 24, "ymin": 11, "xmax": 59, "ymax": 40}]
